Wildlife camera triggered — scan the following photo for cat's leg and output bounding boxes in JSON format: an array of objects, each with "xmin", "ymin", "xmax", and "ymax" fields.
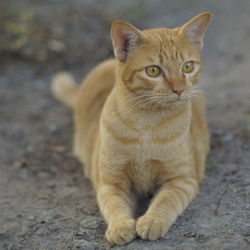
[
  {"xmin": 97, "ymin": 182, "xmax": 136, "ymax": 245},
  {"xmin": 136, "ymin": 175, "xmax": 199, "ymax": 240}
]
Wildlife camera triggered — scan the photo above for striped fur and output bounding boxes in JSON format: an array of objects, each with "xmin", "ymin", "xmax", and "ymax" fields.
[{"xmin": 52, "ymin": 12, "xmax": 212, "ymax": 245}]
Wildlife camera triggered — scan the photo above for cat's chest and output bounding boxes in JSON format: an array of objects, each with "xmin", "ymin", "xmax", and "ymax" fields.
[
  {"xmin": 137, "ymin": 130, "xmax": 151, "ymax": 142},
  {"xmin": 127, "ymin": 159, "xmax": 163, "ymax": 194},
  {"xmin": 130, "ymin": 124, "xmax": 189, "ymax": 161},
  {"xmin": 128, "ymin": 137, "xmax": 189, "ymax": 194}
]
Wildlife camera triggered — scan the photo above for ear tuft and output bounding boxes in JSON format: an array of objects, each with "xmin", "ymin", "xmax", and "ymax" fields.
[
  {"xmin": 111, "ymin": 21, "xmax": 143, "ymax": 62},
  {"xmin": 180, "ymin": 12, "xmax": 212, "ymax": 50}
]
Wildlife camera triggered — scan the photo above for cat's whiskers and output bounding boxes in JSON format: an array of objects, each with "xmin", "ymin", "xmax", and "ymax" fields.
[
  {"xmin": 128, "ymin": 91, "xmax": 158, "ymax": 110},
  {"xmin": 194, "ymin": 82, "xmax": 209, "ymax": 88},
  {"xmin": 129, "ymin": 98, "xmax": 149, "ymax": 110},
  {"xmin": 129, "ymin": 85, "xmax": 209, "ymax": 111},
  {"xmin": 188, "ymin": 91, "xmax": 206, "ymax": 101},
  {"xmin": 191, "ymin": 83, "xmax": 212, "ymax": 98}
]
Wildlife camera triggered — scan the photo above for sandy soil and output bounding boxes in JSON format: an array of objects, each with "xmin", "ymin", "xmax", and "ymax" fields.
[{"xmin": 0, "ymin": 0, "xmax": 249, "ymax": 249}]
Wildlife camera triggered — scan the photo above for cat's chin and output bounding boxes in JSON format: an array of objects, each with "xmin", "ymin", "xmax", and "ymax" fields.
[
  {"xmin": 145, "ymin": 99, "xmax": 187, "ymax": 111},
  {"xmin": 158, "ymin": 98, "xmax": 189, "ymax": 108}
]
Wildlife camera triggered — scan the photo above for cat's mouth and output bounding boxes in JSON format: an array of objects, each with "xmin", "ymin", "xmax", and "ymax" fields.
[
  {"xmin": 154, "ymin": 94, "xmax": 190, "ymax": 103},
  {"xmin": 144, "ymin": 95, "xmax": 187, "ymax": 109}
]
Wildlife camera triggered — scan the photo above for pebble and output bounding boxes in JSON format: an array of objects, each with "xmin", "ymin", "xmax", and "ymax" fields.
[
  {"xmin": 48, "ymin": 124, "xmax": 60, "ymax": 135},
  {"xmin": 80, "ymin": 218, "xmax": 98, "ymax": 230},
  {"xmin": 14, "ymin": 161, "xmax": 27, "ymax": 169},
  {"xmin": 73, "ymin": 239, "xmax": 95, "ymax": 250},
  {"xmin": 222, "ymin": 134, "xmax": 234, "ymax": 143},
  {"xmin": 212, "ymin": 130, "xmax": 234, "ymax": 143},
  {"xmin": 28, "ymin": 215, "xmax": 35, "ymax": 221},
  {"xmin": 36, "ymin": 228, "xmax": 50, "ymax": 236},
  {"xmin": 48, "ymin": 39, "xmax": 66, "ymax": 53},
  {"xmin": 212, "ymin": 129, "xmax": 224, "ymax": 137}
]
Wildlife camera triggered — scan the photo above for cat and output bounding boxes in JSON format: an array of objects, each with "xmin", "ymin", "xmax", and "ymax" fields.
[{"xmin": 52, "ymin": 12, "xmax": 212, "ymax": 245}]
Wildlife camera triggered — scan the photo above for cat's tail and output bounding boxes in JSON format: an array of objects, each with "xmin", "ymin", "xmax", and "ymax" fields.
[{"xmin": 51, "ymin": 72, "xmax": 79, "ymax": 108}]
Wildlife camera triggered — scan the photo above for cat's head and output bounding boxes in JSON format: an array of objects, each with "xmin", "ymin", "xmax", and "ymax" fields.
[{"xmin": 111, "ymin": 12, "xmax": 212, "ymax": 109}]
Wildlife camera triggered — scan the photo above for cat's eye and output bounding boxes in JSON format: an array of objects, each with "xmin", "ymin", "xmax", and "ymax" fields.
[
  {"xmin": 182, "ymin": 61, "xmax": 194, "ymax": 73},
  {"xmin": 145, "ymin": 66, "xmax": 162, "ymax": 77}
]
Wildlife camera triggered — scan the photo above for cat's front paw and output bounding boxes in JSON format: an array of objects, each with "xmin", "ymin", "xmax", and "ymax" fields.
[
  {"xmin": 136, "ymin": 215, "xmax": 168, "ymax": 240},
  {"xmin": 106, "ymin": 218, "xmax": 136, "ymax": 245}
]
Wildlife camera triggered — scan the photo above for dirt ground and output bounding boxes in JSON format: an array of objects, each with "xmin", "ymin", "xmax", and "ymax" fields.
[{"xmin": 0, "ymin": 0, "xmax": 249, "ymax": 249}]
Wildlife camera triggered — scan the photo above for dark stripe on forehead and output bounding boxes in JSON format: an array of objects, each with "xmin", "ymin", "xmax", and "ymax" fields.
[
  {"xmin": 169, "ymin": 37, "xmax": 184, "ymax": 61},
  {"xmin": 174, "ymin": 49, "xmax": 179, "ymax": 60},
  {"xmin": 159, "ymin": 40, "xmax": 164, "ymax": 65},
  {"xmin": 147, "ymin": 56, "xmax": 155, "ymax": 63},
  {"xmin": 179, "ymin": 51, "xmax": 184, "ymax": 61},
  {"xmin": 162, "ymin": 48, "xmax": 170, "ymax": 62}
]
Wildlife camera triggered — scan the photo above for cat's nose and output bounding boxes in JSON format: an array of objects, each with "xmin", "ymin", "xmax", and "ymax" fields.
[{"xmin": 171, "ymin": 89, "xmax": 184, "ymax": 97}]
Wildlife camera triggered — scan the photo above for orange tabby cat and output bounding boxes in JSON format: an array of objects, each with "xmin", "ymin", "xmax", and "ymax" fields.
[{"xmin": 52, "ymin": 12, "xmax": 212, "ymax": 245}]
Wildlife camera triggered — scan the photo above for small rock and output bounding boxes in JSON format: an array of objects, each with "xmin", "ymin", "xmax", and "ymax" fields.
[
  {"xmin": 36, "ymin": 228, "xmax": 50, "ymax": 236},
  {"xmin": 48, "ymin": 124, "xmax": 59, "ymax": 134},
  {"xmin": 73, "ymin": 239, "xmax": 95, "ymax": 250},
  {"xmin": 48, "ymin": 39, "xmax": 66, "ymax": 53},
  {"xmin": 184, "ymin": 231, "xmax": 197, "ymax": 237},
  {"xmin": 75, "ymin": 231, "xmax": 87, "ymax": 239},
  {"xmin": 39, "ymin": 210, "xmax": 55, "ymax": 223},
  {"xmin": 212, "ymin": 129, "xmax": 224, "ymax": 137},
  {"xmin": 28, "ymin": 215, "xmax": 35, "ymax": 220},
  {"xmin": 80, "ymin": 217, "xmax": 99, "ymax": 230},
  {"xmin": 222, "ymin": 134, "xmax": 234, "ymax": 143},
  {"xmin": 14, "ymin": 161, "xmax": 27, "ymax": 169}
]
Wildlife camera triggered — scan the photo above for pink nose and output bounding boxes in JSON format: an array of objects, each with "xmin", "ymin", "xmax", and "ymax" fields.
[{"xmin": 172, "ymin": 89, "xmax": 184, "ymax": 97}]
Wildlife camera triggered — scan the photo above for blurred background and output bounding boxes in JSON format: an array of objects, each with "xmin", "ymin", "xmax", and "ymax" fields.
[{"xmin": 0, "ymin": 1, "xmax": 249, "ymax": 249}]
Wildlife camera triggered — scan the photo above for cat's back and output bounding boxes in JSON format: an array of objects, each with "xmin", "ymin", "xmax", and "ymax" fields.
[
  {"xmin": 73, "ymin": 59, "xmax": 117, "ymax": 175},
  {"xmin": 75, "ymin": 58, "xmax": 117, "ymax": 129},
  {"xmin": 77, "ymin": 58, "xmax": 117, "ymax": 109}
]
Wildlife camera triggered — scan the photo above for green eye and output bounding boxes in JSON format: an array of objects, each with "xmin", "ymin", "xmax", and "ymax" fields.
[
  {"xmin": 182, "ymin": 61, "xmax": 194, "ymax": 73},
  {"xmin": 145, "ymin": 66, "xmax": 162, "ymax": 77}
]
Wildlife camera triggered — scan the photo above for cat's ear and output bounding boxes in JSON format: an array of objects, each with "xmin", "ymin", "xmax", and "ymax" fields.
[
  {"xmin": 111, "ymin": 20, "xmax": 144, "ymax": 62},
  {"xmin": 179, "ymin": 12, "xmax": 212, "ymax": 50}
]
